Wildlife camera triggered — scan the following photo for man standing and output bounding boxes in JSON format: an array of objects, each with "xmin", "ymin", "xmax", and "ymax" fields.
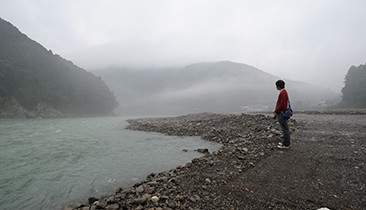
[{"xmin": 273, "ymin": 80, "xmax": 290, "ymax": 149}]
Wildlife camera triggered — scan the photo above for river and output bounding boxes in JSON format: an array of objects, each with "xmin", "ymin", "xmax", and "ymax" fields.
[{"xmin": 0, "ymin": 116, "xmax": 221, "ymax": 210}]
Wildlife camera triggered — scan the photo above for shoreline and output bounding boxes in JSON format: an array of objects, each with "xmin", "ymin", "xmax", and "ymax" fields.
[
  {"xmin": 68, "ymin": 113, "xmax": 297, "ymax": 209},
  {"xmin": 68, "ymin": 112, "xmax": 365, "ymax": 209}
]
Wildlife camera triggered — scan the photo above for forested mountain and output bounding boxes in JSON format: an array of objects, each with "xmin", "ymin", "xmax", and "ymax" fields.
[
  {"xmin": 94, "ymin": 61, "xmax": 336, "ymax": 116},
  {"xmin": 0, "ymin": 18, "xmax": 118, "ymax": 118},
  {"xmin": 340, "ymin": 63, "xmax": 366, "ymax": 108}
]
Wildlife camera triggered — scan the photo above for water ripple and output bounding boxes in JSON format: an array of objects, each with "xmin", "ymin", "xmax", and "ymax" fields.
[{"xmin": 0, "ymin": 117, "xmax": 221, "ymax": 209}]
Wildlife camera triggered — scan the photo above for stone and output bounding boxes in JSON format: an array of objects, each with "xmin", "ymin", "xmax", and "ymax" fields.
[
  {"xmin": 197, "ymin": 148, "xmax": 209, "ymax": 154},
  {"xmin": 135, "ymin": 205, "xmax": 144, "ymax": 210},
  {"xmin": 136, "ymin": 186, "xmax": 144, "ymax": 193},
  {"xmin": 145, "ymin": 187, "xmax": 155, "ymax": 194},
  {"xmin": 168, "ymin": 178, "xmax": 178, "ymax": 183},
  {"xmin": 131, "ymin": 196, "xmax": 148, "ymax": 205},
  {"xmin": 88, "ymin": 197, "xmax": 99, "ymax": 204},
  {"xmin": 115, "ymin": 187, "xmax": 123, "ymax": 193},
  {"xmin": 271, "ymin": 129, "xmax": 282, "ymax": 135},
  {"xmin": 193, "ymin": 195, "xmax": 201, "ymax": 201},
  {"xmin": 157, "ymin": 176, "xmax": 168, "ymax": 182},
  {"xmin": 182, "ymin": 162, "xmax": 192, "ymax": 168},
  {"xmin": 106, "ymin": 204, "xmax": 119, "ymax": 210},
  {"xmin": 106, "ymin": 196, "xmax": 117, "ymax": 204},
  {"xmin": 151, "ymin": 196, "xmax": 159, "ymax": 202},
  {"xmin": 189, "ymin": 196, "xmax": 197, "ymax": 202},
  {"xmin": 237, "ymin": 155, "xmax": 245, "ymax": 160},
  {"xmin": 165, "ymin": 206, "xmax": 174, "ymax": 210},
  {"xmin": 160, "ymin": 195, "xmax": 169, "ymax": 201},
  {"xmin": 147, "ymin": 181, "xmax": 159, "ymax": 186},
  {"xmin": 96, "ymin": 201, "xmax": 108, "ymax": 209}
]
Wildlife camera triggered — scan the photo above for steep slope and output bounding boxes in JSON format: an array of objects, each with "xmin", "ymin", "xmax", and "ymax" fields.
[
  {"xmin": 94, "ymin": 61, "xmax": 336, "ymax": 116},
  {"xmin": 0, "ymin": 18, "xmax": 118, "ymax": 118}
]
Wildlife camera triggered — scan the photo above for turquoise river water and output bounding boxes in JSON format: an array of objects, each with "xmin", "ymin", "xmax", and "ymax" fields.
[{"xmin": 0, "ymin": 117, "xmax": 220, "ymax": 210}]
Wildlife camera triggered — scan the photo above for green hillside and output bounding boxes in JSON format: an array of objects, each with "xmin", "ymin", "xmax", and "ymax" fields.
[{"xmin": 0, "ymin": 18, "xmax": 118, "ymax": 118}]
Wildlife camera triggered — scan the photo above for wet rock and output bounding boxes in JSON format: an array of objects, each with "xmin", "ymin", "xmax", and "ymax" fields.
[
  {"xmin": 115, "ymin": 187, "xmax": 123, "ymax": 193},
  {"xmin": 88, "ymin": 197, "xmax": 98, "ymax": 205},
  {"xmin": 95, "ymin": 201, "xmax": 107, "ymax": 209},
  {"xmin": 196, "ymin": 148, "xmax": 209, "ymax": 154},
  {"xmin": 145, "ymin": 187, "xmax": 155, "ymax": 194},
  {"xmin": 157, "ymin": 176, "xmax": 168, "ymax": 182},
  {"xmin": 131, "ymin": 194, "xmax": 149, "ymax": 205},
  {"xmin": 136, "ymin": 186, "xmax": 144, "ymax": 193},
  {"xmin": 106, "ymin": 203, "xmax": 119, "ymax": 210},
  {"xmin": 147, "ymin": 181, "xmax": 159, "ymax": 186}
]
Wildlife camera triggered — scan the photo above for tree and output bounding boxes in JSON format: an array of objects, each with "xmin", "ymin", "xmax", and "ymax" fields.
[{"xmin": 341, "ymin": 63, "xmax": 366, "ymax": 108}]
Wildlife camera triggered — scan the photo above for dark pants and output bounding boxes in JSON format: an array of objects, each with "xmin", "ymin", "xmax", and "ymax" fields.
[{"xmin": 278, "ymin": 114, "xmax": 290, "ymax": 146}]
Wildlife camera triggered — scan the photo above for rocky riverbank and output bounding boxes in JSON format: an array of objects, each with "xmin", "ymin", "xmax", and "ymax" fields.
[
  {"xmin": 68, "ymin": 112, "xmax": 366, "ymax": 209},
  {"xmin": 0, "ymin": 97, "xmax": 64, "ymax": 119}
]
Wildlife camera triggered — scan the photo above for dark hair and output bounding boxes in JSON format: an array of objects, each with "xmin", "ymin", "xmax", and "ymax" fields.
[{"xmin": 275, "ymin": 80, "xmax": 285, "ymax": 89}]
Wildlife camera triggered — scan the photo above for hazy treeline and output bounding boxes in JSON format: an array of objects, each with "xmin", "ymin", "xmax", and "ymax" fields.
[{"xmin": 340, "ymin": 63, "xmax": 366, "ymax": 108}]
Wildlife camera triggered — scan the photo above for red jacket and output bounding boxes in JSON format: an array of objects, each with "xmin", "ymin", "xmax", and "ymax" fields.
[{"xmin": 275, "ymin": 89, "xmax": 289, "ymax": 114}]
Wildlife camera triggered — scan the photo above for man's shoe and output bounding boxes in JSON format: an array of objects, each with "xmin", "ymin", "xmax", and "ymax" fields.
[{"xmin": 277, "ymin": 142, "xmax": 290, "ymax": 149}]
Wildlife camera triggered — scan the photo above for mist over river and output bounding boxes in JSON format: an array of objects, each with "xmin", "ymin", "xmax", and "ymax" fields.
[{"xmin": 0, "ymin": 117, "xmax": 220, "ymax": 210}]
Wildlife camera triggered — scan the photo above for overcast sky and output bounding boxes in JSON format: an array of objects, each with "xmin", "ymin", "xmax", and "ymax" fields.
[{"xmin": 1, "ymin": 0, "xmax": 366, "ymax": 92}]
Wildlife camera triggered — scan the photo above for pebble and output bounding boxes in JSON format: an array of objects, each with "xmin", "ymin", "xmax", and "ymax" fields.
[
  {"xmin": 106, "ymin": 204, "xmax": 119, "ymax": 210},
  {"xmin": 136, "ymin": 186, "xmax": 144, "ymax": 193},
  {"xmin": 151, "ymin": 196, "xmax": 159, "ymax": 202}
]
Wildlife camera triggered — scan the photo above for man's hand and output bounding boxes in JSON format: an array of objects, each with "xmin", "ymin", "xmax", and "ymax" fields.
[{"xmin": 273, "ymin": 112, "xmax": 277, "ymax": 119}]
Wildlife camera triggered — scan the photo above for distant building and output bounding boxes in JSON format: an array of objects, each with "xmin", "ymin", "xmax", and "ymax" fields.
[{"xmin": 241, "ymin": 105, "xmax": 270, "ymax": 112}]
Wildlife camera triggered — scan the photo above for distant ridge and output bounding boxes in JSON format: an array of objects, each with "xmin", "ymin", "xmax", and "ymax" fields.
[
  {"xmin": 0, "ymin": 18, "xmax": 118, "ymax": 118},
  {"xmin": 94, "ymin": 61, "xmax": 336, "ymax": 116}
]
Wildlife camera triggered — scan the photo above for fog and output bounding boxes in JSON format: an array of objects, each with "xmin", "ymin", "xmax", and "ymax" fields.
[
  {"xmin": 94, "ymin": 61, "xmax": 337, "ymax": 116},
  {"xmin": 1, "ymin": 0, "xmax": 366, "ymax": 92}
]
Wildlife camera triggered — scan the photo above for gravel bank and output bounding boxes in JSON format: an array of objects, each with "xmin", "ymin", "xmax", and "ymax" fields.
[{"xmin": 68, "ymin": 112, "xmax": 365, "ymax": 209}]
